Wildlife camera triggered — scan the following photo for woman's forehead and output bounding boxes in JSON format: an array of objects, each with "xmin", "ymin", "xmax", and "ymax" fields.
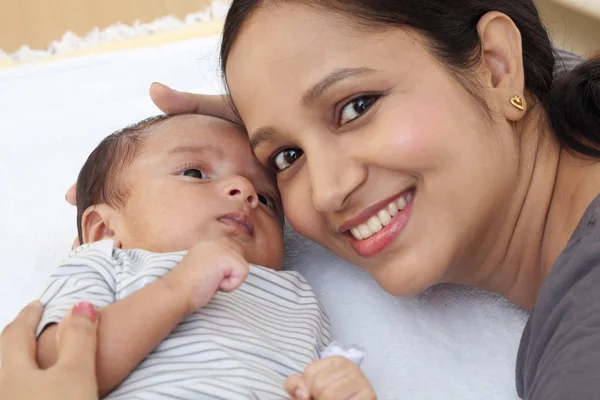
[
  {"xmin": 229, "ymin": 3, "xmax": 426, "ymax": 62},
  {"xmin": 226, "ymin": 6, "xmax": 431, "ymax": 129}
]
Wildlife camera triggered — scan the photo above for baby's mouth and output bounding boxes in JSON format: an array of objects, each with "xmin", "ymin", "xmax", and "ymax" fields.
[{"xmin": 218, "ymin": 213, "xmax": 254, "ymax": 237}]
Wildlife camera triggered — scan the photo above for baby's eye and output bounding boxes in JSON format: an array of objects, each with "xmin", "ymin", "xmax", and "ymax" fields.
[
  {"xmin": 271, "ymin": 148, "xmax": 304, "ymax": 173},
  {"xmin": 257, "ymin": 193, "xmax": 277, "ymax": 211},
  {"xmin": 180, "ymin": 169, "xmax": 207, "ymax": 179},
  {"xmin": 339, "ymin": 95, "xmax": 379, "ymax": 126}
]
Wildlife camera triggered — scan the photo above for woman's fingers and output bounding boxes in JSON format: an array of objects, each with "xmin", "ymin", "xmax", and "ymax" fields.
[
  {"xmin": 0, "ymin": 301, "xmax": 43, "ymax": 368},
  {"xmin": 55, "ymin": 302, "xmax": 98, "ymax": 373},
  {"xmin": 149, "ymin": 82, "xmax": 240, "ymax": 123},
  {"xmin": 65, "ymin": 183, "xmax": 77, "ymax": 206},
  {"xmin": 149, "ymin": 82, "xmax": 200, "ymax": 114}
]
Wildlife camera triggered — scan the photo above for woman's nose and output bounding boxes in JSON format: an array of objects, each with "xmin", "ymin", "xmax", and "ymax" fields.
[
  {"xmin": 222, "ymin": 176, "xmax": 259, "ymax": 208},
  {"xmin": 308, "ymin": 145, "xmax": 366, "ymax": 213}
]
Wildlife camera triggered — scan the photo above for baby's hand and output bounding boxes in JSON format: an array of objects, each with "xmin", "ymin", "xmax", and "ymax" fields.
[
  {"xmin": 162, "ymin": 238, "xmax": 249, "ymax": 314},
  {"xmin": 284, "ymin": 356, "xmax": 376, "ymax": 400}
]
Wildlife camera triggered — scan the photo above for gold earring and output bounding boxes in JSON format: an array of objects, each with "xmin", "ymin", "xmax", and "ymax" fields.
[{"xmin": 510, "ymin": 95, "xmax": 524, "ymax": 111}]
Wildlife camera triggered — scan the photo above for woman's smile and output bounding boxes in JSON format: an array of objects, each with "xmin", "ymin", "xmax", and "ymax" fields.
[{"xmin": 341, "ymin": 189, "xmax": 415, "ymax": 258}]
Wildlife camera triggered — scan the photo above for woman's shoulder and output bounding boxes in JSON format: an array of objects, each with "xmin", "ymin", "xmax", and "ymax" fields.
[{"xmin": 517, "ymin": 192, "xmax": 600, "ymax": 398}]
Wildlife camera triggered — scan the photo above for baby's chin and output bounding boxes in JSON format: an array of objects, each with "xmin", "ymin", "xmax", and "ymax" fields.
[
  {"xmin": 246, "ymin": 255, "xmax": 284, "ymax": 271},
  {"xmin": 244, "ymin": 247, "xmax": 285, "ymax": 271}
]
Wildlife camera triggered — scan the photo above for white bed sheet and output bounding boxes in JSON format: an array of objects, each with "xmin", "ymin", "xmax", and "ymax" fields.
[{"xmin": 0, "ymin": 36, "xmax": 528, "ymax": 399}]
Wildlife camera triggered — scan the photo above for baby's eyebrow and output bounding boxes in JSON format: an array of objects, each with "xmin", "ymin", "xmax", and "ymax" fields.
[{"xmin": 167, "ymin": 144, "xmax": 222, "ymax": 158}]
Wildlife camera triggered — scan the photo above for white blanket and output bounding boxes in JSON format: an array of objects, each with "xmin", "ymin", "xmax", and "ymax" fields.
[{"xmin": 0, "ymin": 35, "xmax": 528, "ymax": 399}]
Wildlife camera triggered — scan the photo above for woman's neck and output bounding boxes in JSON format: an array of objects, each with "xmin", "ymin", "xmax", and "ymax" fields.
[
  {"xmin": 541, "ymin": 151, "xmax": 600, "ymax": 276},
  {"xmin": 465, "ymin": 113, "xmax": 600, "ymax": 311}
]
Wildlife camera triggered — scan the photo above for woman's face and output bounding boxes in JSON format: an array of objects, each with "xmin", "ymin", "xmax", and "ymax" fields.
[{"xmin": 226, "ymin": 4, "xmax": 522, "ymax": 295}]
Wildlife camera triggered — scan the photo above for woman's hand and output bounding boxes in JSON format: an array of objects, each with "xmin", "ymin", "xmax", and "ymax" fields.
[
  {"xmin": 0, "ymin": 301, "xmax": 99, "ymax": 400},
  {"xmin": 149, "ymin": 82, "xmax": 239, "ymax": 123}
]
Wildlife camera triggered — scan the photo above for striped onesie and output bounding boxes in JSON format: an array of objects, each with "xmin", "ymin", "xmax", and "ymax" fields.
[{"xmin": 37, "ymin": 240, "xmax": 331, "ymax": 399}]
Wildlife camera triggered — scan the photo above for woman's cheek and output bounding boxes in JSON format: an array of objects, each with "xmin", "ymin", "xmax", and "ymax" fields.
[
  {"xmin": 382, "ymin": 100, "xmax": 451, "ymax": 171},
  {"xmin": 280, "ymin": 176, "xmax": 324, "ymax": 242}
]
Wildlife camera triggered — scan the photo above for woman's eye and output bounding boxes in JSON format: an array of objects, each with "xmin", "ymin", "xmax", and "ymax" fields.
[
  {"xmin": 257, "ymin": 193, "xmax": 277, "ymax": 211},
  {"xmin": 272, "ymin": 148, "xmax": 304, "ymax": 173},
  {"xmin": 180, "ymin": 169, "xmax": 207, "ymax": 179},
  {"xmin": 339, "ymin": 95, "xmax": 379, "ymax": 126}
]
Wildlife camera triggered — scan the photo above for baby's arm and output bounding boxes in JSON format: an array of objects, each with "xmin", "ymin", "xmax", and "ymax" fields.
[
  {"xmin": 37, "ymin": 276, "xmax": 188, "ymax": 397},
  {"xmin": 37, "ymin": 238, "xmax": 249, "ymax": 398},
  {"xmin": 284, "ymin": 357, "xmax": 376, "ymax": 400}
]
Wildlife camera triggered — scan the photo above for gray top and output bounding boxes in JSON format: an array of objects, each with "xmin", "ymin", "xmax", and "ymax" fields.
[{"xmin": 517, "ymin": 193, "xmax": 600, "ymax": 399}]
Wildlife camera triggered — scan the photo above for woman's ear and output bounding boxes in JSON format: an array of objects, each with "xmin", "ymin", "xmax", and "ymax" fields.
[
  {"xmin": 477, "ymin": 11, "xmax": 526, "ymax": 120},
  {"xmin": 81, "ymin": 205, "xmax": 122, "ymax": 248}
]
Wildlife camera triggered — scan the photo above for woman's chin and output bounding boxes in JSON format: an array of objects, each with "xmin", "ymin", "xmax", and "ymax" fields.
[{"xmin": 367, "ymin": 257, "xmax": 447, "ymax": 297}]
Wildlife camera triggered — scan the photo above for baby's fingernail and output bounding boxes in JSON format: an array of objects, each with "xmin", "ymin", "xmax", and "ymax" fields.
[
  {"xmin": 294, "ymin": 387, "xmax": 308, "ymax": 399},
  {"xmin": 72, "ymin": 302, "xmax": 97, "ymax": 322}
]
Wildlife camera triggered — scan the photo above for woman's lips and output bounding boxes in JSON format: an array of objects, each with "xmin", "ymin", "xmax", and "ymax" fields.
[{"xmin": 345, "ymin": 191, "xmax": 414, "ymax": 258}]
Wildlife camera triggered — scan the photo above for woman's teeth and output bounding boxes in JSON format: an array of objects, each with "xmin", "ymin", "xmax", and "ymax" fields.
[{"xmin": 350, "ymin": 193, "xmax": 412, "ymax": 241}]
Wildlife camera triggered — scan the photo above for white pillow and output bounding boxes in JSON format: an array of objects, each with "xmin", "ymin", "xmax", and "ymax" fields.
[{"xmin": 284, "ymin": 225, "xmax": 527, "ymax": 399}]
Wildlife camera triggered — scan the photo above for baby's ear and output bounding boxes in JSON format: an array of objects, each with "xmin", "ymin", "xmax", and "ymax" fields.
[{"xmin": 81, "ymin": 205, "xmax": 122, "ymax": 247}]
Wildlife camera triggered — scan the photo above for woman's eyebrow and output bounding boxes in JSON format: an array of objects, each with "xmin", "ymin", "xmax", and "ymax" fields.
[
  {"xmin": 249, "ymin": 68, "xmax": 376, "ymax": 151},
  {"xmin": 302, "ymin": 67, "xmax": 375, "ymax": 106}
]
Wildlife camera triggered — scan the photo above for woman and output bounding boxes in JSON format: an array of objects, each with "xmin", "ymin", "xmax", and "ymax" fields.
[{"xmin": 151, "ymin": 0, "xmax": 600, "ymax": 398}]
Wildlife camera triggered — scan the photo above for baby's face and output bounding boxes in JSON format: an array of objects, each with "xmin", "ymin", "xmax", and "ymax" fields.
[{"xmin": 115, "ymin": 115, "xmax": 284, "ymax": 270}]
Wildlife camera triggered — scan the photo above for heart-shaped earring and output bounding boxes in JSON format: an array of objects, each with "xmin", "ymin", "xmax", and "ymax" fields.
[{"xmin": 510, "ymin": 95, "xmax": 524, "ymax": 111}]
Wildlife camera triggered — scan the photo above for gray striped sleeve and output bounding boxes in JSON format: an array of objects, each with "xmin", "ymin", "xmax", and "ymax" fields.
[{"xmin": 37, "ymin": 240, "xmax": 118, "ymax": 336}]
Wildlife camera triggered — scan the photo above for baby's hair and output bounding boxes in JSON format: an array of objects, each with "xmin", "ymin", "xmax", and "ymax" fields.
[{"xmin": 76, "ymin": 114, "xmax": 179, "ymax": 243}]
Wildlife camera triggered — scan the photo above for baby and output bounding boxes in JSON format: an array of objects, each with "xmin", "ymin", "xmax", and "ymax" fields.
[{"xmin": 35, "ymin": 114, "xmax": 374, "ymax": 399}]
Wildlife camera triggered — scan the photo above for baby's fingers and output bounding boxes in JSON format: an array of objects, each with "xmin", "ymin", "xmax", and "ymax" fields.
[
  {"xmin": 304, "ymin": 357, "xmax": 347, "ymax": 395},
  {"xmin": 284, "ymin": 375, "xmax": 310, "ymax": 400},
  {"xmin": 317, "ymin": 376, "xmax": 375, "ymax": 400},
  {"xmin": 218, "ymin": 259, "xmax": 249, "ymax": 292}
]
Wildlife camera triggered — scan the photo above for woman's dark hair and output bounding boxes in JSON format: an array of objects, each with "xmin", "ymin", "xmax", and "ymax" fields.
[{"xmin": 220, "ymin": 0, "xmax": 600, "ymax": 158}]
